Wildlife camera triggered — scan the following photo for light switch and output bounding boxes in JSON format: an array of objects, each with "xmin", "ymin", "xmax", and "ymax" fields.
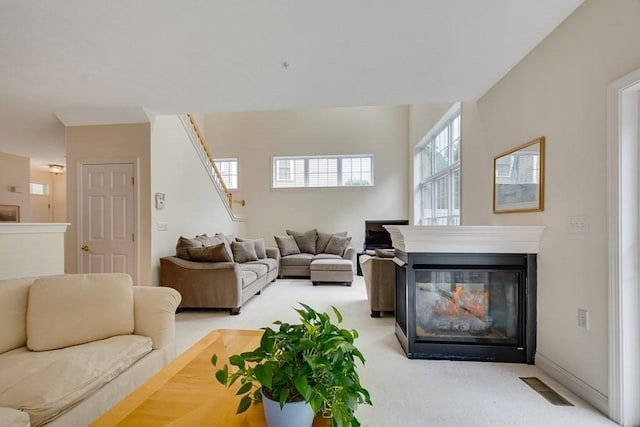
[{"xmin": 157, "ymin": 222, "xmax": 168, "ymax": 231}]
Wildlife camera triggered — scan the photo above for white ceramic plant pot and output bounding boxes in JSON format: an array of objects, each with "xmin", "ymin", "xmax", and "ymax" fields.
[{"xmin": 261, "ymin": 388, "xmax": 314, "ymax": 427}]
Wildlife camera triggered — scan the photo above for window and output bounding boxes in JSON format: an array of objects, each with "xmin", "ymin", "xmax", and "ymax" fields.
[
  {"xmin": 30, "ymin": 183, "xmax": 49, "ymax": 196},
  {"xmin": 415, "ymin": 104, "xmax": 461, "ymax": 225},
  {"xmin": 214, "ymin": 158, "xmax": 238, "ymax": 190},
  {"xmin": 272, "ymin": 155, "xmax": 373, "ymax": 188}
]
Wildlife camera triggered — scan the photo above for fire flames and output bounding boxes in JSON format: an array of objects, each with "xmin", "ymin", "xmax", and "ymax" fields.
[{"xmin": 433, "ymin": 285, "xmax": 488, "ymax": 318}]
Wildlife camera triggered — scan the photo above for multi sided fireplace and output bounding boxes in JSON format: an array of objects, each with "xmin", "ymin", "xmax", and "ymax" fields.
[{"xmin": 385, "ymin": 226, "xmax": 544, "ymax": 364}]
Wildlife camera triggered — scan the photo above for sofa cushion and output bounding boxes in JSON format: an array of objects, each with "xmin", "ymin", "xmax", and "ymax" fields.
[
  {"xmin": 240, "ymin": 270, "xmax": 258, "ymax": 289},
  {"xmin": 186, "ymin": 243, "xmax": 232, "ymax": 262},
  {"xmin": 316, "ymin": 231, "xmax": 347, "ymax": 254},
  {"xmin": 27, "ymin": 273, "xmax": 135, "ymax": 352},
  {"xmin": 237, "ymin": 238, "xmax": 267, "ymax": 259},
  {"xmin": 176, "ymin": 236, "xmax": 204, "ymax": 260},
  {"xmin": 286, "ymin": 229, "xmax": 318, "ymax": 254},
  {"xmin": 0, "ymin": 407, "xmax": 29, "ymax": 427},
  {"xmin": 0, "ymin": 335, "xmax": 152, "ymax": 427},
  {"xmin": 245, "ymin": 258, "xmax": 278, "ymax": 272},
  {"xmin": 240, "ymin": 263, "xmax": 268, "ymax": 278},
  {"xmin": 274, "ymin": 235, "xmax": 301, "ymax": 256},
  {"xmin": 280, "ymin": 253, "xmax": 314, "ymax": 267},
  {"xmin": 324, "ymin": 235, "xmax": 352, "ymax": 256},
  {"xmin": 0, "ymin": 278, "xmax": 36, "ymax": 355},
  {"xmin": 312, "ymin": 253, "xmax": 343, "ymax": 261},
  {"xmin": 231, "ymin": 241, "xmax": 259, "ymax": 263}
]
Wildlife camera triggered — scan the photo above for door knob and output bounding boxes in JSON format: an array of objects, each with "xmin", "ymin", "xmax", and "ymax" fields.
[{"xmin": 81, "ymin": 245, "xmax": 90, "ymax": 252}]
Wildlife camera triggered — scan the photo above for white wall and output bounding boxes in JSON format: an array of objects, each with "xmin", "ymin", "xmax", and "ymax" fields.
[
  {"xmin": 0, "ymin": 224, "xmax": 68, "ymax": 280},
  {"xmin": 460, "ymin": 0, "xmax": 640, "ymax": 403},
  {"xmin": 203, "ymin": 106, "xmax": 410, "ymax": 249},
  {"xmin": 150, "ymin": 115, "xmax": 245, "ymax": 286}
]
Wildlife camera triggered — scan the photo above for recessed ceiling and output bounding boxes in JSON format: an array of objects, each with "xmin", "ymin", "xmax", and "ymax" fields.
[{"xmin": 0, "ymin": 0, "xmax": 583, "ymax": 169}]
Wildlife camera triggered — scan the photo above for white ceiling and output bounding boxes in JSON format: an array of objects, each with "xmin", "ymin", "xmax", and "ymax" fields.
[{"xmin": 0, "ymin": 0, "xmax": 583, "ymax": 170}]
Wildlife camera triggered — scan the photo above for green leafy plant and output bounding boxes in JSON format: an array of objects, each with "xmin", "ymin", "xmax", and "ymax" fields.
[{"xmin": 211, "ymin": 303, "xmax": 372, "ymax": 427}]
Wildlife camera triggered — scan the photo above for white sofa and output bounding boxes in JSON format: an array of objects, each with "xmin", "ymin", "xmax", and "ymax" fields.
[{"xmin": 0, "ymin": 273, "xmax": 181, "ymax": 427}]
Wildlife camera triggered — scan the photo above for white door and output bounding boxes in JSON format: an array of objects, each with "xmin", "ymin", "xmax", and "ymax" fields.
[{"xmin": 80, "ymin": 163, "xmax": 136, "ymax": 278}]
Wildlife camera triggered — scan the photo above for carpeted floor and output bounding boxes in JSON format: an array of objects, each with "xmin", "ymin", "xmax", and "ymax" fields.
[{"xmin": 175, "ymin": 277, "xmax": 616, "ymax": 427}]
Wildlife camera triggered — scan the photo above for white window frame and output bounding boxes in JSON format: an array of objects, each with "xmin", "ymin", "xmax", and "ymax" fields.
[
  {"xmin": 414, "ymin": 103, "xmax": 461, "ymax": 225},
  {"xmin": 272, "ymin": 154, "xmax": 374, "ymax": 188},
  {"xmin": 214, "ymin": 158, "xmax": 238, "ymax": 190},
  {"xmin": 30, "ymin": 182, "xmax": 49, "ymax": 196}
]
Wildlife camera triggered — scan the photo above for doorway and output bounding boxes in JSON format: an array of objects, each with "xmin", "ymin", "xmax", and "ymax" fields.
[
  {"xmin": 78, "ymin": 161, "xmax": 137, "ymax": 280},
  {"xmin": 607, "ymin": 69, "xmax": 640, "ymax": 426}
]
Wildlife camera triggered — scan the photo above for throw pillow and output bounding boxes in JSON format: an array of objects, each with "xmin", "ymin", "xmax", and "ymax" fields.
[
  {"xmin": 213, "ymin": 233, "xmax": 235, "ymax": 261},
  {"xmin": 286, "ymin": 229, "xmax": 318, "ymax": 254},
  {"xmin": 176, "ymin": 236, "xmax": 204, "ymax": 260},
  {"xmin": 215, "ymin": 232, "xmax": 237, "ymax": 245},
  {"xmin": 231, "ymin": 241, "xmax": 259, "ymax": 263},
  {"xmin": 274, "ymin": 235, "xmax": 301, "ymax": 257},
  {"xmin": 187, "ymin": 243, "xmax": 233, "ymax": 262},
  {"xmin": 237, "ymin": 237, "xmax": 267, "ymax": 259},
  {"xmin": 324, "ymin": 235, "xmax": 352, "ymax": 256},
  {"xmin": 316, "ymin": 231, "xmax": 347, "ymax": 254},
  {"xmin": 195, "ymin": 233, "xmax": 222, "ymax": 247}
]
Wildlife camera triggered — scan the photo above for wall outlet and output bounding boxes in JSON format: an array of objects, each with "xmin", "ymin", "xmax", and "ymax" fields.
[
  {"xmin": 157, "ymin": 222, "xmax": 168, "ymax": 231},
  {"xmin": 568, "ymin": 216, "xmax": 589, "ymax": 234},
  {"xmin": 578, "ymin": 308, "xmax": 589, "ymax": 329}
]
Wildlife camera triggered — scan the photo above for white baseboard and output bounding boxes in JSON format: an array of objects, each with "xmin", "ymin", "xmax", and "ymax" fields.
[{"xmin": 536, "ymin": 352, "xmax": 609, "ymax": 415}]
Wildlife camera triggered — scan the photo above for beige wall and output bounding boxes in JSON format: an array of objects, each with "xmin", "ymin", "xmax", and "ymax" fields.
[
  {"xmin": 0, "ymin": 152, "xmax": 30, "ymax": 221},
  {"xmin": 65, "ymin": 123, "xmax": 152, "ymax": 284},
  {"xmin": 150, "ymin": 115, "xmax": 245, "ymax": 286},
  {"xmin": 460, "ymin": 0, "xmax": 640, "ymax": 398},
  {"xmin": 203, "ymin": 106, "xmax": 410, "ymax": 249}
]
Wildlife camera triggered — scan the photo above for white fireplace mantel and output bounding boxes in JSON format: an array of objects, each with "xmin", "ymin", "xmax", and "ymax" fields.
[{"xmin": 384, "ymin": 225, "xmax": 545, "ymax": 254}]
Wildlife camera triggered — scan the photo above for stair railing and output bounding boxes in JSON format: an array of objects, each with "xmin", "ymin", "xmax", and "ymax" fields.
[{"xmin": 179, "ymin": 114, "xmax": 245, "ymax": 219}]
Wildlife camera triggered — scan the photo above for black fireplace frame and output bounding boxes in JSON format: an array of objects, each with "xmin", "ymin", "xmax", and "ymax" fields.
[{"xmin": 394, "ymin": 250, "xmax": 537, "ymax": 364}]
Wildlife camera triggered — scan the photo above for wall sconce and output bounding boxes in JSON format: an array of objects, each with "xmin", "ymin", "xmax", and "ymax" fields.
[
  {"xmin": 11, "ymin": 186, "xmax": 24, "ymax": 193},
  {"xmin": 49, "ymin": 164, "xmax": 64, "ymax": 175}
]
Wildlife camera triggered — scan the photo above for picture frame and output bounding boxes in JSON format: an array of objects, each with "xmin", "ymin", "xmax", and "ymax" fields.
[
  {"xmin": 493, "ymin": 137, "xmax": 545, "ymax": 213},
  {"xmin": 0, "ymin": 204, "xmax": 20, "ymax": 222}
]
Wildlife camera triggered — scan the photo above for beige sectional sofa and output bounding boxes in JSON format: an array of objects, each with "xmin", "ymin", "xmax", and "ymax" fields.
[
  {"xmin": 160, "ymin": 233, "xmax": 279, "ymax": 314},
  {"xmin": 0, "ymin": 273, "xmax": 181, "ymax": 427},
  {"xmin": 275, "ymin": 229, "xmax": 356, "ymax": 279}
]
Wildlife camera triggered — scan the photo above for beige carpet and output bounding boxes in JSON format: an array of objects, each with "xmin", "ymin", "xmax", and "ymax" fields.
[{"xmin": 175, "ymin": 277, "xmax": 616, "ymax": 427}]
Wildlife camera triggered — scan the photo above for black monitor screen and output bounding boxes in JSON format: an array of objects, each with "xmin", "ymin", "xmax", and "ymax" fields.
[{"xmin": 364, "ymin": 220, "xmax": 409, "ymax": 249}]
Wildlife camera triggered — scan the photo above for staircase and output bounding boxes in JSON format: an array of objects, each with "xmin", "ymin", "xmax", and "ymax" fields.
[{"xmin": 178, "ymin": 114, "xmax": 245, "ymax": 220}]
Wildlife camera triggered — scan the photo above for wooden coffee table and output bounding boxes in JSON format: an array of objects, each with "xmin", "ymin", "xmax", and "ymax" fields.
[{"xmin": 91, "ymin": 329, "xmax": 330, "ymax": 426}]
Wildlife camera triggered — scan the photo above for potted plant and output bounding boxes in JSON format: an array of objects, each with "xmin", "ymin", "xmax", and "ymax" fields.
[{"xmin": 211, "ymin": 303, "xmax": 372, "ymax": 427}]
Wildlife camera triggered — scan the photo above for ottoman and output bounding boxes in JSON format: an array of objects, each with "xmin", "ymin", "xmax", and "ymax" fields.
[{"xmin": 310, "ymin": 259, "xmax": 354, "ymax": 286}]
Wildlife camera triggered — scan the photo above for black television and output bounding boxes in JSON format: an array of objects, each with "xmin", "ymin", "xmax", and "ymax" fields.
[{"xmin": 364, "ymin": 219, "xmax": 409, "ymax": 250}]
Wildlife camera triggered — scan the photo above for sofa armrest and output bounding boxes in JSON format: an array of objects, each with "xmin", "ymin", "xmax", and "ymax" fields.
[
  {"xmin": 133, "ymin": 286, "xmax": 181, "ymax": 350},
  {"xmin": 342, "ymin": 246, "xmax": 357, "ymax": 272},
  {"xmin": 266, "ymin": 247, "xmax": 280, "ymax": 263}
]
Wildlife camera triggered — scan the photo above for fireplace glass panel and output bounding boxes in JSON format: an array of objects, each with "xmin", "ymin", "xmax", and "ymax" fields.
[{"xmin": 415, "ymin": 270, "xmax": 519, "ymax": 345}]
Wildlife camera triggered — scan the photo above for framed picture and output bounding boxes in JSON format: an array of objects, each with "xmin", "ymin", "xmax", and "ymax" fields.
[
  {"xmin": 0, "ymin": 205, "xmax": 20, "ymax": 222},
  {"xmin": 493, "ymin": 137, "xmax": 545, "ymax": 213}
]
